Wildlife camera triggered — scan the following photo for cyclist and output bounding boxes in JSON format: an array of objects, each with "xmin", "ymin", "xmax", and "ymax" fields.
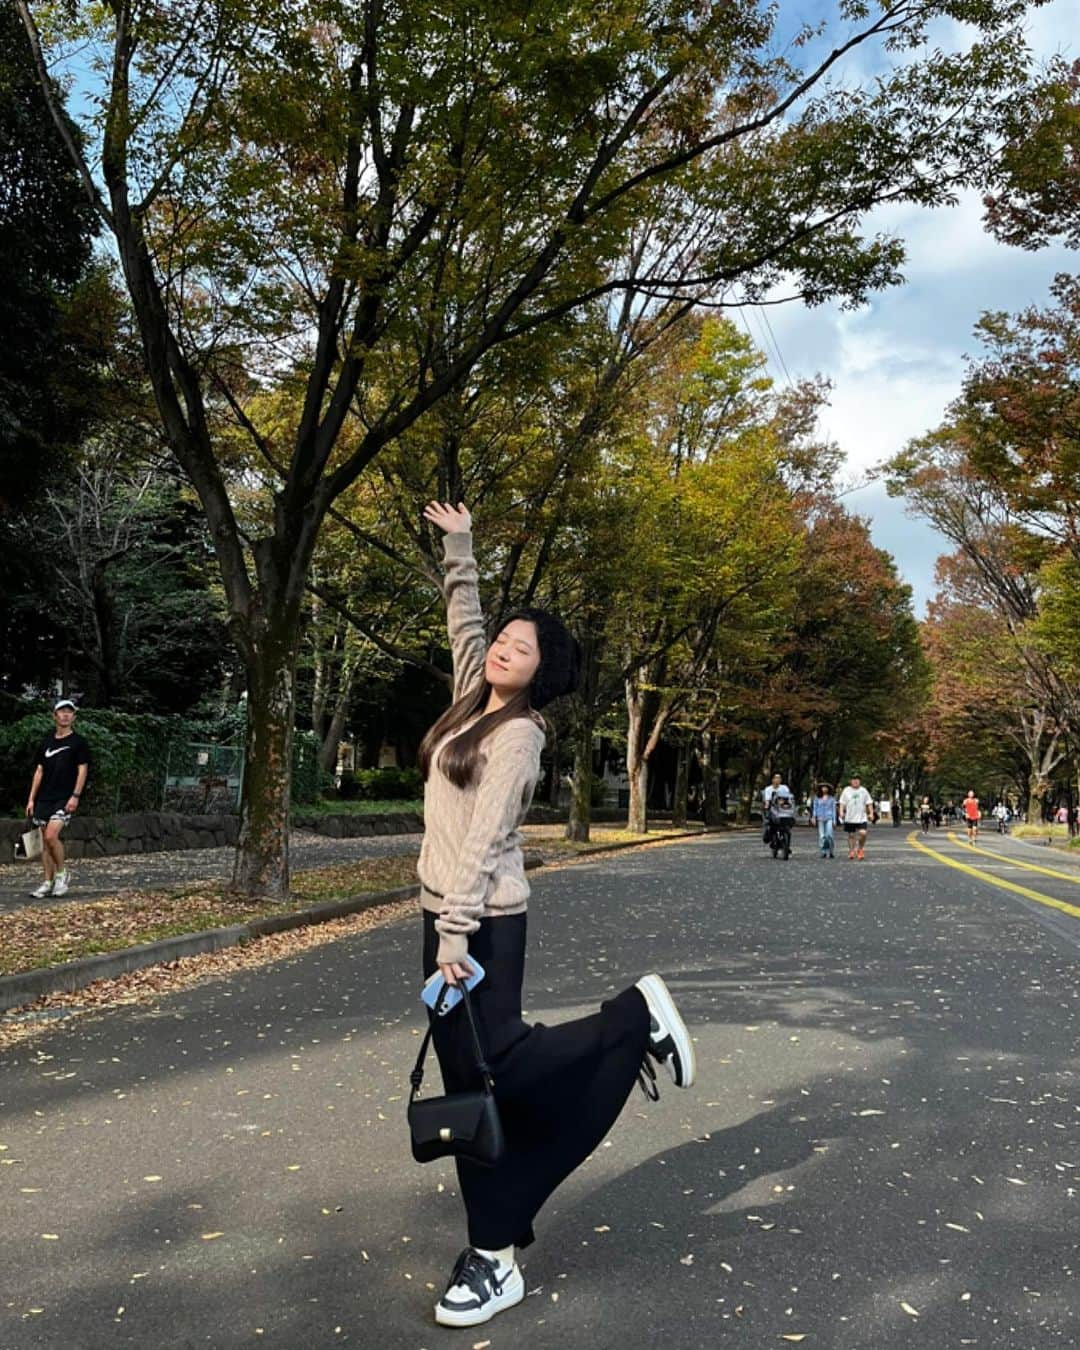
[{"xmin": 992, "ymin": 800, "xmax": 1008, "ymax": 835}]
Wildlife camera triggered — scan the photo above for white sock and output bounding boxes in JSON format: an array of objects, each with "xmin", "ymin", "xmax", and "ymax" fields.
[{"xmin": 474, "ymin": 1244, "xmax": 514, "ymax": 1269}]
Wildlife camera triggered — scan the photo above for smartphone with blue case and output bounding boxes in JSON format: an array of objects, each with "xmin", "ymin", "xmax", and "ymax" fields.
[{"xmin": 421, "ymin": 959, "xmax": 486, "ymax": 1016}]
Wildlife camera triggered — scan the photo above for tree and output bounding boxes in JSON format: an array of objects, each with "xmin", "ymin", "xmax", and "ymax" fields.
[
  {"xmin": 983, "ymin": 56, "xmax": 1080, "ymax": 251},
  {"xmin": 0, "ymin": 3, "xmax": 98, "ymax": 509},
  {"xmin": 19, "ymin": 0, "xmax": 1042, "ymax": 895}
]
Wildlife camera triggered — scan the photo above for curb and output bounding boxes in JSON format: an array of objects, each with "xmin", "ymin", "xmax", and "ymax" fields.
[
  {"xmin": 0, "ymin": 829, "xmax": 719, "ymax": 1015},
  {"xmin": 0, "ymin": 884, "xmax": 420, "ymax": 1014}
]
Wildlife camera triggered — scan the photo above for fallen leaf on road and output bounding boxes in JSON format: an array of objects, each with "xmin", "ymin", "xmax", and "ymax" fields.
[
  {"xmin": 201, "ymin": 1232, "xmax": 224, "ymax": 1241},
  {"xmin": 900, "ymin": 1302, "xmax": 919, "ymax": 1317}
]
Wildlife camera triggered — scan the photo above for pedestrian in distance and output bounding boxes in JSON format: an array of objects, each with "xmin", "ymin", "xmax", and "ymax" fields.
[
  {"xmin": 415, "ymin": 502, "xmax": 696, "ymax": 1330},
  {"xmin": 766, "ymin": 782, "xmax": 796, "ymax": 858},
  {"xmin": 962, "ymin": 790, "xmax": 981, "ymax": 844},
  {"xmin": 919, "ymin": 796, "xmax": 933, "ymax": 834},
  {"xmin": 24, "ymin": 698, "xmax": 91, "ymax": 899},
  {"xmin": 838, "ymin": 774, "xmax": 874, "ymax": 860},
  {"xmin": 761, "ymin": 772, "xmax": 782, "ymax": 844},
  {"xmin": 812, "ymin": 783, "xmax": 837, "ymax": 858}
]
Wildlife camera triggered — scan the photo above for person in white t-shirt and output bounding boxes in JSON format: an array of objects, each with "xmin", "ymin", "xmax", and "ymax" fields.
[
  {"xmin": 838, "ymin": 774, "xmax": 875, "ymax": 860},
  {"xmin": 760, "ymin": 773, "xmax": 782, "ymax": 844}
]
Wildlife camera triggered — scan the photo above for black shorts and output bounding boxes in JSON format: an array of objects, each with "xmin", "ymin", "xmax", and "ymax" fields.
[
  {"xmin": 843, "ymin": 820, "xmax": 867, "ymax": 833},
  {"xmin": 32, "ymin": 802, "xmax": 71, "ymax": 827}
]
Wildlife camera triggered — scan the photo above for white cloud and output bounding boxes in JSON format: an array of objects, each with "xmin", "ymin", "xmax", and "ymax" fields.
[{"xmin": 752, "ymin": 0, "xmax": 1079, "ymax": 615}]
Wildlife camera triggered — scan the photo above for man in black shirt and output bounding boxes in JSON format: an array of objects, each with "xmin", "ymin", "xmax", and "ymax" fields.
[{"xmin": 25, "ymin": 698, "xmax": 91, "ymax": 898}]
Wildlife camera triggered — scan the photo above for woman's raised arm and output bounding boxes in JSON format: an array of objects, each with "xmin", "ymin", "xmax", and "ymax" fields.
[{"xmin": 423, "ymin": 501, "xmax": 488, "ymax": 700}]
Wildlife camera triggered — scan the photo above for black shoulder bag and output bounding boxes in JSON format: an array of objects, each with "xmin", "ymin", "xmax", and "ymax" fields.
[{"xmin": 408, "ymin": 981, "xmax": 505, "ymax": 1168}]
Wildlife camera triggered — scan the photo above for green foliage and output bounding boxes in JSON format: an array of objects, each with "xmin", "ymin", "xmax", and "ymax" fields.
[
  {"xmin": 0, "ymin": 707, "xmax": 209, "ymax": 815},
  {"xmin": 0, "ymin": 4, "xmax": 98, "ymax": 507},
  {"xmin": 290, "ymin": 731, "xmax": 321, "ymax": 806},
  {"xmin": 336, "ymin": 767, "xmax": 423, "ymax": 802}
]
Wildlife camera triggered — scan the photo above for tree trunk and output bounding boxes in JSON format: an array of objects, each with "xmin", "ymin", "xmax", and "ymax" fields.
[
  {"xmin": 625, "ymin": 678, "xmax": 649, "ymax": 834},
  {"xmin": 699, "ymin": 732, "xmax": 724, "ymax": 827},
  {"xmin": 318, "ymin": 639, "xmax": 359, "ymax": 774},
  {"xmin": 1027, "ymin": 770, "xmax": 1048, "ymax": 825},
  {"xmin": 566, "ymin": 717, "xmax": 594, "ymax": 843},
  {"xmin": 566, "ymin": 638, "xmax": 602, "ymax": 843},
  {"xmin": 232, "ymin": 624, "xmax": 300, "ymax": 898},
  {"xmin": 318, "ymin": 688, "xmax": 351, "ymax": 776},
  {"xmin": 672, "ymin": 735, "xmax": 690, "ymax": 828},
  {"xmin": 546, "ymin": 720, "xmax": 561, "ymax": 807}
]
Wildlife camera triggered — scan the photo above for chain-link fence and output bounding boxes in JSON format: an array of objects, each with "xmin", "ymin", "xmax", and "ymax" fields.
[{"xmin": 162, "ymin": 742, "xmax": 244, "ymax": 814}]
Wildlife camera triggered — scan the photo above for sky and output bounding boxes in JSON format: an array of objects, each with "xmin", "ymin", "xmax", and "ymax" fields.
[{"xmin": 756, "ymin": 0, "xmax": 1078, "ymax": 614}]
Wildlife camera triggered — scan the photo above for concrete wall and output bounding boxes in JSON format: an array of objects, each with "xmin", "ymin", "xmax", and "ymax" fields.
[{"xmin": 4, "ymin": 812, "xmax": 240, "ymax": 861}]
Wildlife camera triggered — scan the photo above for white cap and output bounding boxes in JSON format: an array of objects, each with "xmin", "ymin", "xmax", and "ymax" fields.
[{"xmin": 53, "ymin": 698, "xmax": 77, "ymax": 711}]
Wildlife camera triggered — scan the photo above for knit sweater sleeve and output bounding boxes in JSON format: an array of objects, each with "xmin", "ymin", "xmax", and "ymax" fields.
[
  {"xmin": 434, "ymin": 720, "xmax": 544, "ymax": 965},
  {"xmin": 442, "ymin": 531, "xmax": 487, "ymax": 701}
]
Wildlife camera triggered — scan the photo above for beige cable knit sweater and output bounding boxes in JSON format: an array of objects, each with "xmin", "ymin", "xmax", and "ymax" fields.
[{"xmin": 417, "ymin": 531, "xmax": 546, "ymax": 965}]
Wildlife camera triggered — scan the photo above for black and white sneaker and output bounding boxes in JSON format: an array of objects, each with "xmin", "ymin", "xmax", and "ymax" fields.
[
  {"xmin": 434, "ymin": 1248, "xmax": 525, "ymax": 1328},
  {"xmin": 635, "ymin": 973, "xmax": 696, "ymax": 1089}
]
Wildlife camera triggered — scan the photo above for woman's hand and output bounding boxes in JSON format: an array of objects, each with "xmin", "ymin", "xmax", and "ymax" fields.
[
  {"xmin": 438, "ymin": 960, "xmax": 473, "ymax": 987},
  {"xmin": 423, "ymin": 501, "xmax": 472, "ymax": 535}
]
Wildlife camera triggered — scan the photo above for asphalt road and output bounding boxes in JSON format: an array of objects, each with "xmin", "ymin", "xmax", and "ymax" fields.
[{"xmin": 1, "ymin": 828, "xmax": 1078, "ymax": 1350}]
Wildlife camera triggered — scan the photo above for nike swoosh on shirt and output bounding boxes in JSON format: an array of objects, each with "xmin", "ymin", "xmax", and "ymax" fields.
[{"xmin": 44, "ymin": 747, "xmax": 71, "ymax": 758}]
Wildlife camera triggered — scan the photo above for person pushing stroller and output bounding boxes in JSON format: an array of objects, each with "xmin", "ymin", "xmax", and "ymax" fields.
[{"xmin": 767, "ymin": 783, "xmax": 796, "ymax": 859}]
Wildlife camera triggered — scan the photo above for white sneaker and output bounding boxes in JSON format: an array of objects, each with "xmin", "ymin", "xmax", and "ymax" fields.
[
  {"xmin": 435, "ymin": 1248, "xmax": 525, "ymax": 1328},
  {"xmin": 52, "ymin": 871, "xmax": 71, "ymax": 897},
  {"xmin": 636, "ymin": 973, "xmax": 696, "ymax": 1089},
  {"xmin": 31, "ymin": 879, "xmax": 54, "ymax": 899}
]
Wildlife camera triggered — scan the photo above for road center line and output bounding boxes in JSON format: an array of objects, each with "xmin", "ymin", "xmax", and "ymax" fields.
[
  {"xmin": 906, "ymin": 831, "xmax": 1080, "ymax": 921},
  {"xmin": 943, "ymin": 832, "xmax": 1080, "ymax": 887}
]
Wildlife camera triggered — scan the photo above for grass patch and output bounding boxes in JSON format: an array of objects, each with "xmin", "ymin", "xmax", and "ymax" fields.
[
  {"xmin": 299, "ymin": 798, "xmax": 424, "ymax": 816},
  {"xmin": 521, "ymin": 823, "xmax": 702, "ymax": 856},
  {"xmin": 1012, "ymin": 823, "xmax": 1071, "ymax": 840},
  {"xmin": 0, "ymin": 854, "xmax": 420, "ymax": 977}
]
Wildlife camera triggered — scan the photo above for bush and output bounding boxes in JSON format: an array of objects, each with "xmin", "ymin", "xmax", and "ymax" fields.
[
  {"xmin": 338, "ymin": 766, "xmax": 423, "ymax": 802},
  {"xmin": 0, "ymin": 707, "xmax": 202, "ymax": 815}
]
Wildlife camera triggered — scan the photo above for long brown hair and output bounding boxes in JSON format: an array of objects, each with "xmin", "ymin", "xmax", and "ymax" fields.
[{"xmin": 418, "ymin": 680, "xmax": 536, "ymax": 789}]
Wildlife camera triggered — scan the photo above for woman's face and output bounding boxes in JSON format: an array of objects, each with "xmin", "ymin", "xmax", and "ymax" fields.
[{"xmin": 485, "ymin": 619, "xmax": 541, "ymax": 694}]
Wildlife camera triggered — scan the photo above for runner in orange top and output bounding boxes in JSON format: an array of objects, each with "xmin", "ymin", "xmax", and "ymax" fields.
[{"xmin": 962, "ymin": 790, "xmax": 980, "ymax": 844}]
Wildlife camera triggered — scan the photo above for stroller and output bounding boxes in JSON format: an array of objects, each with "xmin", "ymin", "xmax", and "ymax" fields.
[{"xmin": 767, "ymin": 789, "xmax": 796, "ymax": 860}]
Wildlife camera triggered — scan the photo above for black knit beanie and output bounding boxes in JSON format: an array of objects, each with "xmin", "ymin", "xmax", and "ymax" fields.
[{"xmin": 498, "ymin": 607, "xmax": 581, "ymax": 710}]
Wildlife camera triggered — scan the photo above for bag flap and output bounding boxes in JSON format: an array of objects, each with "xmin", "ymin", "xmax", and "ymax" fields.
[{"xmin": 409, "ymin": 1092, "xmax": 490, "ymax": 1145}]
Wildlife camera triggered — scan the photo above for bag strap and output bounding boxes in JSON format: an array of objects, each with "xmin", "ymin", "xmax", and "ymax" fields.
[{"xmin": 409, "ymin": 979, "xmax": 494, "ymax": 1101}]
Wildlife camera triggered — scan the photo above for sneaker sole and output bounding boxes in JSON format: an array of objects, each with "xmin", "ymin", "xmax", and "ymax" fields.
[
  {"xmin": 435, "ymin": 1269, "xmax": 525, "ymax": 1327},
  {"xmin": 637, "ymin": 973, "xmax": 696, "ymax": 1089}
]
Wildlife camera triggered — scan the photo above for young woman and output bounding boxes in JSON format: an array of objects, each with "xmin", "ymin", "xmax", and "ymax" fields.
[
  {"xmin": 919, "ymin": 796, "xmax": 933, "ymax": 834},
  {"xmin": 416, "ymin": 502, "xmax": 696, "ymax": 1330},
  {"xmin": 812, "ymin": 783, "xmax": 836, "ymax": 858}
]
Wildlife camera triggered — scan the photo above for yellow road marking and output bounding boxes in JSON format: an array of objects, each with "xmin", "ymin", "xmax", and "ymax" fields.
[
  {"xmin": 944, "ymin": 831, "xmax": 1080, "ymax": 887},
  {"xmin": 907, "ymin": 831, "xmax": 1080, "ymax": 922}
]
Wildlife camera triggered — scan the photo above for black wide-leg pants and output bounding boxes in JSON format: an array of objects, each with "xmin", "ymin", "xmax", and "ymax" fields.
[{"xmin": 421, "ymin": 910, "xmax": 650, "ymax": 1250}]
